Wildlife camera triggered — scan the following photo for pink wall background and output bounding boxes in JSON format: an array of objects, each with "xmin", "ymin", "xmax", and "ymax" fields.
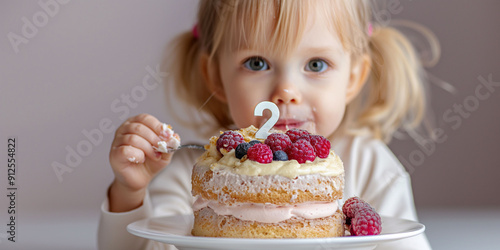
[{"xmin": 1, "ymin": 1, "xmax": 499, "ymax": 249}]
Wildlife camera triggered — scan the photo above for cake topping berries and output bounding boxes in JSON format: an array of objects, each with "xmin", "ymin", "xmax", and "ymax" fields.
[
  {"xmin": 216, "ymin": 128, "xmax": 331, "ymax": 164},
  {"xmin": 285, "ymin": 139, "xmax": 316, "ymax": 164},
  {"xmin": 285, "ymin": 128, "xmax": 311, "ymax": 142},
  {"xmin": 248, "ymin": 140, "xmax": 262, "ymax": 146},
  {"xmin": 235, "ymin": 142, "xmax": 251, "ymax": 159},
  {"xmin": 216, "ymin": 131, "xmax": 245, "ymax": 154},
  {"xmin": 342, "ymin": 197, "xmax": 382, "ymax": 236},
  {"xmin": 247, "ymin": 143, "xmax": 273, "ymax": 164},
  {"xmin": 272, "ymin": 150, "xmax": 288, "ymax": 161},
  {"xmin": 264, "ymin": 133, "xmax": 292, "ymax": 152},
  {"xmin": 299, "ymin": 134, "xmax": 331, "ymax": 158}
]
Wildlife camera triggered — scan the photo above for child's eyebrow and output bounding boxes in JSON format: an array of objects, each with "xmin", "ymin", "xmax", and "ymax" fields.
[
  {"xmin": 233, "ymin": 47, "xmax": 344, "ymax": 56},
  {"xmin": 302, "ymin": 47, "xmax": 345, "ymax": 56},
  {"xmin": 231, "ymin": 49, "xmax": 262, "ymax": 58}
]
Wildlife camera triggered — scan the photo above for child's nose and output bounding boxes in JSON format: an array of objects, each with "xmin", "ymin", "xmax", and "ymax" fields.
[{"xmin": 271, "ymin": 81, "xmax": 302, "ymax": 105}]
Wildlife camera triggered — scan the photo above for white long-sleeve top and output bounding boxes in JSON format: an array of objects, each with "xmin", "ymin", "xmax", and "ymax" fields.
[{"xmin": 98, "ymin": 134, "xmax": 431, "ymax": 250}]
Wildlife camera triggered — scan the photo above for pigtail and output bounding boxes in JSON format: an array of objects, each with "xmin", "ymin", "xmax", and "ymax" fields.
[{"xmin": 345, "ymin": 25, "xmax": 433, "ymax": 143}]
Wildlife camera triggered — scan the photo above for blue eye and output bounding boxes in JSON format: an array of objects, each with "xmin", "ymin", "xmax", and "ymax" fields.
[
  {"xmin": 305, "ymin": 59, "xmax": 328, "ymax": 73},
  {"xmin": 243, "ymin": 57, "xmax": 269, "ymax": 71}
]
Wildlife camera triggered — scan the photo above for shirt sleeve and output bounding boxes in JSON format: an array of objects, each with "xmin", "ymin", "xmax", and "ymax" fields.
[
  {"xmin": 149, "ymin": 149, "xmax": 201, "ymax": 217},
  {"xmin": 336, "ymin": 135, "xmax": 432, "ymax": 250},
  {"xmin": 97, "ymin": 190, "xmax": 153, "ymax": 250},
  {"xmin": 97, "ymin": 149, "xmax": 202, "ymax": 250}
]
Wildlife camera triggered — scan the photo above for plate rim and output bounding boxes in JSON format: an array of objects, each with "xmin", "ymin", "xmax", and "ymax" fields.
[{"xmin": 127, "ymin": 214, "xmax": 425, "ymax": 247}]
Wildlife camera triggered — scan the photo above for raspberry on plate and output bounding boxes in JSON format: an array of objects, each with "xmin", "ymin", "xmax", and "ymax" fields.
[
  {"xmin": 342, "ymin": 197, "xmax": 382, "ymax": 236},
  {"xmin": 285, "ymin": 128, "xmax": 310, "ymax": 142},
  {"xmin": 299, "ymin": 134, "xmax": 331, "ymax": 158},
  {"xmin": 216, "ymin": 131, "xmax": 245, "ymax": 154},
  {"xmin": 350, "ymin": 207, "xmax": 382, "ymax": 236},
  {"xmin": 285, "ymin": 139, "xmax": 316, "ymax": 163},
  {"xmin": 342, "ymin": 197, "xmax": 365, "ymax": 219},
  {"xmin": 247, "ymin": 143, "xmax": 273, "ymax": 164},
  {"xmin": 265, "ymin": 133, "xmax": 292, "ymax": 152}
]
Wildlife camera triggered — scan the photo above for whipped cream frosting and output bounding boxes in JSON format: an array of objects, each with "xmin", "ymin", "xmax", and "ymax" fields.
[
  {"xmin": 197, "ymin": 126, "xmax": 344, "ymax": 178},
  {"xmin": 193, "ymin": 196, "xmax": 338, "ymax": 223},
  {"xmin": 154, "ymin": 123, "xmax": 180, "ymax": 153}
]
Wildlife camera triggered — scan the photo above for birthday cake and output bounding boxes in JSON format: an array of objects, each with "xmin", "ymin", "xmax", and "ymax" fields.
[{"xmin": 191, "ymin": 126, "xmax": 345, "ymax": 238}]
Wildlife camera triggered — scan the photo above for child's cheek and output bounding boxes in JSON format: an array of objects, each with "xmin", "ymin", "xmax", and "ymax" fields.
[{"xmin": 319, "ymin": 107, "xmax": 345, "ymax": 137}]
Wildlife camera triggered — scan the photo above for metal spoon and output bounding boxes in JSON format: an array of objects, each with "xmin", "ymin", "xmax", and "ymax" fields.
[{"xmin": 164, "ymin": 144, "xmax": 205, "ymax": 153}]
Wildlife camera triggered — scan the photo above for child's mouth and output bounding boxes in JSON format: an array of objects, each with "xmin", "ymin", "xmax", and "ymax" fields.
[{"xmin": 273, "ymin": 119, "xmax": 308, "ymax": 131}]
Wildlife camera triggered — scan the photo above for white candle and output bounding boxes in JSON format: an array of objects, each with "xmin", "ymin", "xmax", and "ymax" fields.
[{"xmin": 254, "ymin": 101, "xmax": 280, "ymax": 139}]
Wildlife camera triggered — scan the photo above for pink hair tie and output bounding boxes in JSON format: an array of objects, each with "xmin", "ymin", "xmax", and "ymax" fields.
[
  {"xmin": 192, "ymin": 24, "xmax": 199, "ymax": 39},
  {"xmin": 368, "ymin": 22, "xmax": 373, "ymax": 37}
]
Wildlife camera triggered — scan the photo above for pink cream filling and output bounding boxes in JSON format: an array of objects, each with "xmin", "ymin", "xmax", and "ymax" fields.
[{"xmin": 193, "ymin": 196, "xmax": 338, "ymax": 223}]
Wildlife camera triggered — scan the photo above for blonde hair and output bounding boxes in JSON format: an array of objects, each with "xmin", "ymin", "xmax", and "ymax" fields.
[{"xmin": 164, "ymin": 0, "xmax": 439, "ymax": 143}]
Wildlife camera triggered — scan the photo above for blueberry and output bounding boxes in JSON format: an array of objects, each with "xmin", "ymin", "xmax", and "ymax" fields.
[
  {"xmin": 235, "ymin": 142, "xmax": 251, "ymax": 159},
  {"xmin": 249, "ymin": 140, "xmax": 262, "ymax": 146},
  {"xmin": 273, "ymin": 150, "xmax": 288, "ymax": 161}
]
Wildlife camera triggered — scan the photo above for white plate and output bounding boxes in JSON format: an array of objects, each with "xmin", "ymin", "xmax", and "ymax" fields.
[{"xmin": 127, "ymin": 214, "xmax": 424, "ymax": 250}]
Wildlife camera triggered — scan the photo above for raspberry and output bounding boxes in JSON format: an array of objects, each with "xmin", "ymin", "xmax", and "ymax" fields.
[
  {"xmin": 299, "ymin": 135, "xmax": 331, "ymax": 158},
  {"xmin": 342, "ymin": 197, "xmax": 365, "ymax": 219},
  {"xmin": 273, "ymin": 150, "xmax": 288, "ymax": 161},
  {"xmin": 265, "ymin": 133, "xmax": 292, "ymax": 152},
  {"xmin": 235, "ymin": 142, "xmax": 251, "ymax": 159},
  {"xmin": 285, "ymin": 139, "xmax": 316, "ymax": 163},
  {"xmin": 342, "ymin": 197, "xmax": 382, "ymax": 236},
  {"xmin": 247, "ymin": 143, "xmax": 273, "ymax": 164},
  {"xmin": 285, "ymin": 129, "xmax": 310, "ymax": 142},
  {"xmin": 350, "ymin": 207, "xmax": 382, "ymax": 236},
  {"xmin": 216, "ymin": 131, "xmax": 245, "ymax": 154}
]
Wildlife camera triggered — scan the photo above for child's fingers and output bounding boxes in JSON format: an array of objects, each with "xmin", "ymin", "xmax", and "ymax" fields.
[
  {"xmin": 114, "ymin": 133, "xmax": 160, "ymax": 161},
  {"xmin": 158, "ymin": 150, "xmax": 173, "ymax": 162},
  {"xmin": 126, "ymin": 114, "xmax": 166, "ymax": 138},
  {"xmin": 116, "ymin": 122, "xmax": 161, "ymax": 150},
  {"xmin": 112, "ymin": 144, "xmax": 146, "ymax": 165}
]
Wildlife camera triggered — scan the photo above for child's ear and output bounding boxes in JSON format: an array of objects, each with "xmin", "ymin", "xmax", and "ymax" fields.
[
  {"xmin": 200, "ymin": 52, "xmax": 227, "ymax": 103},
  {"xmin": 346, "ymin": 54, "xmax": 371, "ymax": 104}
]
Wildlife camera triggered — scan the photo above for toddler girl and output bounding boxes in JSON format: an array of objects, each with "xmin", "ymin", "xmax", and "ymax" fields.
[{"xmin": 99, "ymin": 0, "xmax": 434, "ymax": 249}]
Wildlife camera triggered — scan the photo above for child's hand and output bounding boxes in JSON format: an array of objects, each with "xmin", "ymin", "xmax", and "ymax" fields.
[{"xmin": 107, "ymin": 114, "xmax": 178, "ymax": 212}]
